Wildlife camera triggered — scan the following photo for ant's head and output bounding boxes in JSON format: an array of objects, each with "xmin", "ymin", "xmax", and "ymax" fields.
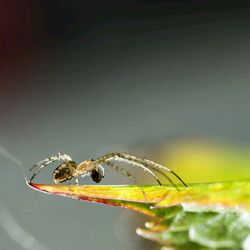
[{"xmin": 53, "ymin": 161, "xmax": 76, "ymax": 183}]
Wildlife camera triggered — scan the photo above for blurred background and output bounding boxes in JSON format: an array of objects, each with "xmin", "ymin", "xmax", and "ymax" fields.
[{"xmin": 1, "ymin": 1, "xmax": 250, "ymax": 249}]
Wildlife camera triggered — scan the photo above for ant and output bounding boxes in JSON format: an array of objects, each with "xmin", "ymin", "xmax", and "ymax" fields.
[{"xmin": 29, "ymin": 152, "xmax": 187, "ymax": 190}]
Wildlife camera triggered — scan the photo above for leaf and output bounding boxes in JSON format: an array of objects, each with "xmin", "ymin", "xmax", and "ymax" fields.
[
  {"xmin": 28, "ymin": 181, "xmax": 250, "ymax": 249},
  {"xmin": 28, "ymin": 181, "xmax": 250, "ymax": 212},
  {"xmin": 156, "ymin": 181, "xmax": 250, "ymax": 211},
  {"xmin": 28, "ymin": 182, "xmax": 167, "ymax": 216},
  {"xmin": 136, "ymin": 205, "xmax": 250, "ymax": 250}
]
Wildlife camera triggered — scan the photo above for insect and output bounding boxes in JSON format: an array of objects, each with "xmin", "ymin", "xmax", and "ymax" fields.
[{"xmin": 29, "ymin": 152, "xmax": 187, "ymax": 189}]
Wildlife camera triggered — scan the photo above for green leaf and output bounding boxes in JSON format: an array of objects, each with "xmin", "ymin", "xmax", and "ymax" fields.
[
  {"xmin": 28, "ymin": 181, "xmax": 250, "ymax": 212},
  {"xmin": 137, "ymin": 206, "xmax": 250, "ymax": 249},
  {"xmin": 27, "ymin": 181, "xmax": 250, "ymax": 249}
]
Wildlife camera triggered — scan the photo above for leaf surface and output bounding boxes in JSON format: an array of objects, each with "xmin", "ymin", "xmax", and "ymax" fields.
[{"xmin": 28, "ymin": 180, "xmax": 250, "ymax": 249}]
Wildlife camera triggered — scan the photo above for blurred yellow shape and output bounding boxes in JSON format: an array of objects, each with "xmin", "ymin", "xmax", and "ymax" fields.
[{"xmin": 156, "ymin": 138, "xmax": 250, "ymax": 183}]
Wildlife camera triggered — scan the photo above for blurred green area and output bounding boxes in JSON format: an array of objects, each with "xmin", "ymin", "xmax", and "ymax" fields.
[{"xmin": 154, "ymin": 138, "xmax": 250, "ymax": 184}]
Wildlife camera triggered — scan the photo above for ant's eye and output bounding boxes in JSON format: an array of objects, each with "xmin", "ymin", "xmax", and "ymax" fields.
[{"xmin": 91, "ymin": 170, "xmax": 102, "ymax": 183}]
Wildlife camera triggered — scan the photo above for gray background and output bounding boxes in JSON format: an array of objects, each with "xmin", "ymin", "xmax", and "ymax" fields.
[{"xmin": 1, "ymin": 1, "xmax": 250, "ymax": 250}]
